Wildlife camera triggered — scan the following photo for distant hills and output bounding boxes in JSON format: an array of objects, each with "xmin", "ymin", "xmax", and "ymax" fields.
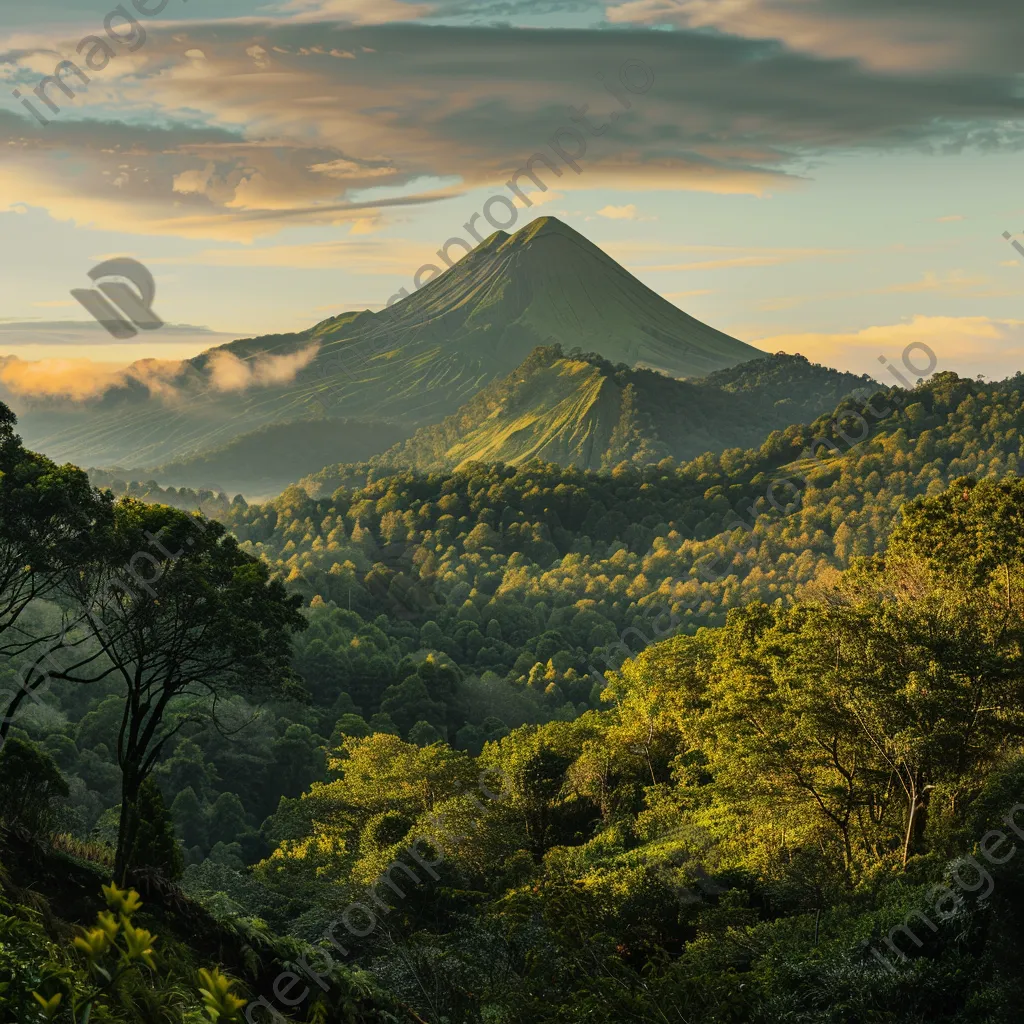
[
  {"xmin": 109, "ymin": 417, "xmax": 410, "ymax": 499},
  {"xmin": 16, "ymin": 217, "xmax": 761, "ymax": 472},
  {"xmin": 363, "ymin": 347, "xmax": 876, "ymax": 474}
]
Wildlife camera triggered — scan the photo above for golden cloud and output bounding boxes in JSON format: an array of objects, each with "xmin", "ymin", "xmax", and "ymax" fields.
[
  {"xmin": 754, "ymin": 315, "xmax": 1024, "ymax": 379},
  {"xmin": 205, "ymin": 343, "xmax": 320, "ymax": 391}
]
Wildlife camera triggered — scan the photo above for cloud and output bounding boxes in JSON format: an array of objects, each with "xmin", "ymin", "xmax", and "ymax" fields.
[
  {"xmin": 348, "ymin": 216, "xmax": 381, "ymax": 234},
  {"xmin": 0, "ymin": 107, "xmax": 458, "ymax": 243},
  {"xmin": 605, "ymin": 0, "xmax": 1024, "ymax": 74},
  {"xmin": 597, "ymin": 203, "xmax": 638, "ymax": 220},
  {"xmin": 2, "ymin": 19, "xmax": 1022, "ymax": 242},
  {"xmin": 755, "ymin": 314, "xmax": 1024, "ymax": 379},
  {"xmin": 204, "ymin": 343, "xmax": 320, "ymax": 391},
  {"xmin": 513, "ymin": 189, "xmax": 564, "ymax": 210},
  {"xmin": 880, "ymin": 270, "xmax": 1023, "ymax": 299},
  {"xmin": 593, "ymin": 200, "xmax": 655, "ymax": 223},
  {"xmin": 0, "ymin": 333, "xmax": 318, "ymax": 402},
  {"xmin": 0, "ymin": 354, "xmax": 182, "ymax": 401},
  {"xmin": 937, "ymin": 214, "xmax": 965, "ymax": 222},
  {"xmin": 309, "ymin": 158, "xmax": 396, "ymax": 179},
  {"xmin": 613, "ymin": 244, "xmax": 851, "ymax": 272},
  {"xmin": 280, "ymin": 0, "xmax": 435, "ymax": 23}
]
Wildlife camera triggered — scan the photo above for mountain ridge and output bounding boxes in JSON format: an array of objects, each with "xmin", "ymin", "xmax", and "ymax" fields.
[{"xmin": 299, "ymin": 348, "xmax": 877, "ymax": 489}]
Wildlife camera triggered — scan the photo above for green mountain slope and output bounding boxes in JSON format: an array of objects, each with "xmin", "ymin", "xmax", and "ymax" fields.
[
  {"xmin": 363, "ymin": 346, "xmax": 876, "ymax": 474},
  {"xmin": 137, "ymin": 417, "xmax": 408, "ymax": 497},
  {"xmin": 17, "ymin": 217, "xmax": 761, "ymax": 472}
]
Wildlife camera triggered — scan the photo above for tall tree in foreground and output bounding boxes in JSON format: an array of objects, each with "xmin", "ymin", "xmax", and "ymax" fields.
[
  {"xmin": 67, "ymin": 499, "xmax": 307, "ymax": 879},
  {"xmin": 0, "ymin": 401, "xmax": 112, "ymax": 651}
]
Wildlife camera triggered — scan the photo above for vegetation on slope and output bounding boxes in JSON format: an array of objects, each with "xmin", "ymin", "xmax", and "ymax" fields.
[
  {"xmin": 248, "ymin": 476, "xmax": 1024, "ymax": 1021},
  {"xmin": 9, "ymin": 369, "xmax": 1024, "ymax": 1021},
  {"xmin": 368, "ymin": 346, "xmax": 876, "ymax": 473},
  {"xmin": 140, "ymin": 417, "xmax": 407, "ymax": 498}
]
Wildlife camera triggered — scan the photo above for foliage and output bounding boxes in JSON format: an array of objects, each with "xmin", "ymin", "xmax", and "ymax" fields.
[
  {"xmin": 11, "ymin": 370, "xmax": 1024, "ymax": 1019},
  {"xmin": 0, "ymin": 737, "xmax": 69, "ymax": 834},
  {"xmin": 129, "ymin": 778, "xmax": 185, "ymax": 882},
  {"xmin": 6, "ymin": 882, "xmax": 244, "ymax": 1024},
  {"xmin": 245, "ymin": 476, "xmax": 1024, "ymax": 1022}
]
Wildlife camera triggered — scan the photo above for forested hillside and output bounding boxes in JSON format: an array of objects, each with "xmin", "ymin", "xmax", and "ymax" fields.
[
  {"xmin": 249, "ymin": 477, "xmax": 1024, "ymax": 1020},
  {"xmin": 696, "ymin": 349, "xmax": 882, "ymax": 422},
  {"xmin": 218, "ymin": 371, "xmax": 1024, "ymax": 748},
  {"xmin": 369, "ymin": 347, "xmax": 874, "ymax": 473},
  {"xmin": 4, "ymin": 370, "xmax": 1024, "ymax": 1022}
]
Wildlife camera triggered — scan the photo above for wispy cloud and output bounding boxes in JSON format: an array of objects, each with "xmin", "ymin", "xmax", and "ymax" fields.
[
  {"xmin": 597, "ymin": 203, "xmax": 638, "ymax": 220},
  {"xmin": 205, "ymin": 343, "xmax": 320, "ymax": 392},
  {"xmin": 279, "ymin": 0, "xmax": 435, "ymax": 23},
  {"xmin": 755, "ymin": 314, "xmax": 1024, "ymax": 378},
  {"xmin": 0, "ymin": 337, "xmax": 318, "ymax": 403},
  {"xmin": 0, "ymin": 355, "xmax": 181, "ymax": 402},
  {"xmin": 881, "ymin": 269, "xmax": 1023, "ymax": 298},
  {"xmin": 3, "ymin": 17, "xmax": 1022, "ymax": 243},
  {"xmin": 605, "ymin": 0, "xmax": 1024, "ymax": 74},
  {"xmin": 513, "ymin": 189, "xmax": 564, "ymax": 210}
]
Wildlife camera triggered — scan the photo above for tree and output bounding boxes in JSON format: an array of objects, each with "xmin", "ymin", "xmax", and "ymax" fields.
[
  {"xmin": 0, "ymin": 736, "xmax": 69, "ymax": 833},
  {"xmin": 170, "ymin": 785, "xmax": 208, "ymax": 849},
  {"xmin": 379, "ymin": 676, "xmax": 447, "ymax": 737},
  {"xmin": 409, "ymin": 720, "xmax": 443, "ymax": 746},
  {"xmin": 330, "ymin": 713, "xmax": 371, "ymax": 744},
  {"xmin": 0, "ymin": 406, "xmax": 111, "ymax": 651},
  {"xmin": 129, "ymin": 776, "xmax": 184, "ymax": 881},
  {"xmin": 207, "ymin": 791, "xmax": 250, "ymax": 848},
  {"xmin": 269, "ymin": 724, "xmax": 326, "ymax": 800},
  {"xmin": 482, "ymin": 720, "xmax": 591, "ymax": 861},
  {"xmin": 60, "ymin": 499, "xmax": 306, "ymax": 879},
  {"xmin": 0, "ymin": 406, "xmax": 113, "ymax": 739},
  {"xmin": 843, "ymin": 476, "xmax": 1024, "ymax": 863}
]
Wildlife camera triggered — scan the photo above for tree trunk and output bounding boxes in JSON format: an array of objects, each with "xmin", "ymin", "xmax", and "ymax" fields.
[
  {"xmin": 902, "ymin": 780, "xmax": 931, "ymax": 868},
  {"xmin": 115, "ymin": 767, "xmax": 141, "ymax": 883}
]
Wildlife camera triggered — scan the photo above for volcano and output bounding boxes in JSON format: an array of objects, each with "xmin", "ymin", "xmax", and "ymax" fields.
[{"xmin": 17, "ymin": 216, "xmax": 762, "ymax": 471}]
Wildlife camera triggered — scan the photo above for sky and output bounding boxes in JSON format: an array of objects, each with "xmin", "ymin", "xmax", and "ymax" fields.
[{"xmin": 2, "ymin": 0, "xmax": 1024, "ymax": 382}]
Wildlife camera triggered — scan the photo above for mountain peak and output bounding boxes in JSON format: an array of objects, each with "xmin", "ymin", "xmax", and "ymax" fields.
[
  {"xmin": 500, "ymin": 215, "xmax": 585, "ymax": 248},
  {"xmin": 370, "ymin": 346, "xmax": 873, "ymax": 475}
]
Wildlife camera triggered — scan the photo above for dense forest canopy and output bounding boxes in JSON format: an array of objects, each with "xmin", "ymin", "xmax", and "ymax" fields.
[{"xmin": 2, "ymin": 365, "xmax": 1024, "ymax": 1023}]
